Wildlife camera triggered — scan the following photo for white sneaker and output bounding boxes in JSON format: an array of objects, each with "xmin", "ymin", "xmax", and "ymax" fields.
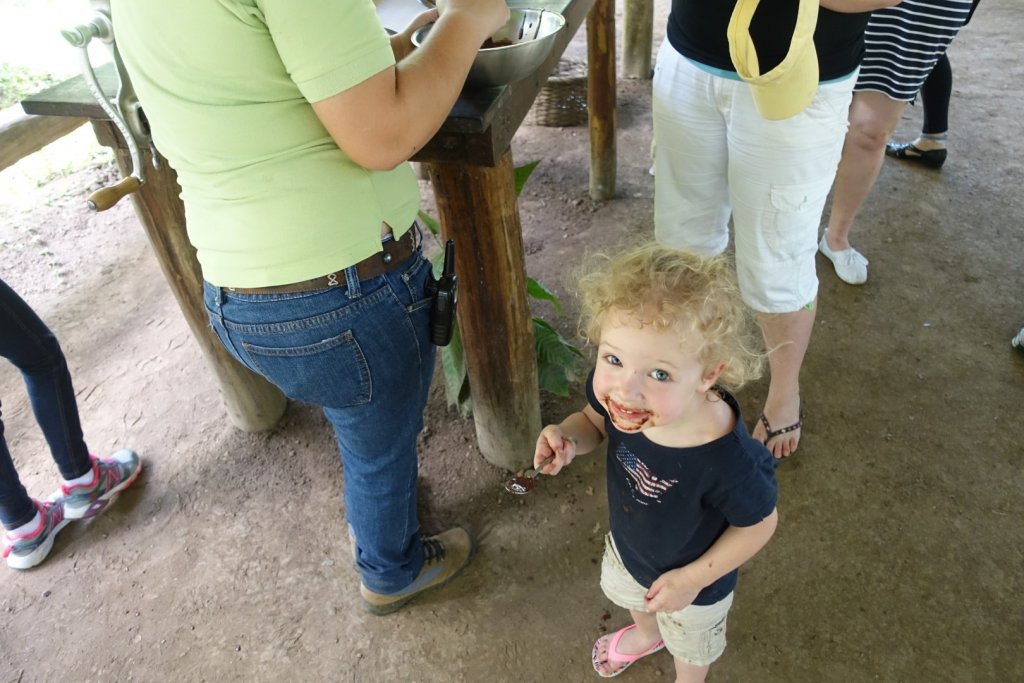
[
  {"xmin": 818, "ymin": 231, "xmax": 868, "ymax": 285},
  {"xmin": 1012, "ymin": 327, "xmax": 1024, "ymax": 353}
]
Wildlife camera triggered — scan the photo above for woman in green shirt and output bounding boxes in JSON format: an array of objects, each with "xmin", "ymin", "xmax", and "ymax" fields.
[{"xmin": 112, "ymin": 0, "xmax": 508, "ymax": 615}]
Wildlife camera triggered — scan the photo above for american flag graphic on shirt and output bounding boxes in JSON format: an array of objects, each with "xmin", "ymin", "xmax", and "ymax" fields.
[{"xmin": 615, "ymin": 443, "xmax": 679, "ymax": 504}]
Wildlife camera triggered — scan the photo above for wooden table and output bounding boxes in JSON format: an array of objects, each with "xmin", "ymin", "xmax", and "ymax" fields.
[{"xmin": 21, "ymin": 0, "xmax": 615, "ymax": 471}]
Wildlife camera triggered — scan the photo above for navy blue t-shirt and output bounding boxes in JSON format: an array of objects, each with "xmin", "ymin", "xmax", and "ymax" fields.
[{"xmin": 588, "ymin": 373, "xmax": 777, "ymax": 605}]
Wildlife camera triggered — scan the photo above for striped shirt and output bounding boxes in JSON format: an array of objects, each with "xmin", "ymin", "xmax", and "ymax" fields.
[{"xmin": 856, "ymin": 0, "xmax": 976, "ymax": 100}]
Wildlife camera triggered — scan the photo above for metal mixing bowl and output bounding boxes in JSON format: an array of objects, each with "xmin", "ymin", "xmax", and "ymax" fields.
[{"xmin": 411, "ymin": 9, "xmax": 566, "ymax": 88}]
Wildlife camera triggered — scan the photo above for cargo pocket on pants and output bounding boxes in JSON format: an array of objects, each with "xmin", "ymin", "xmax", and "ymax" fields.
[{"xmin": 763, "ymin": 176, "xmax": 833, "ymax": 256}]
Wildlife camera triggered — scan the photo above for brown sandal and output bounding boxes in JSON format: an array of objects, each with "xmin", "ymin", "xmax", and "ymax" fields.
[{"xmin": 758, "ymin": 413, "xmax": 802, "ymax": 443}]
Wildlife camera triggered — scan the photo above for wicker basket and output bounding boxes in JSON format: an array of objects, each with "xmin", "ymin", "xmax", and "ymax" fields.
[{"xmin": 526, "ymin": 58, "xmax": 588, "ymax": 127}]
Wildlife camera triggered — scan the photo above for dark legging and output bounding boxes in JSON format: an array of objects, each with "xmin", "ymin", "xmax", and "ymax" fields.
[
  {"xmin": 0, "ymin": 279, "xmax": 92, "ymax": 528},
  {"xmin": 920, "ymin": 53, "xmax": 952, "ymax": 135},
  {"xmin": 920, "ymin": 0, "xmax": 980, "ymax": 135}
]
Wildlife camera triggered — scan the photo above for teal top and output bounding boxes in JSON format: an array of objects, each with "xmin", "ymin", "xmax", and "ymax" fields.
[
  {"xmin": 112, "ymin": 0, "xmax": 419, "ymax": 287},
  {"xmin": 685, "ymin": 57, "xmax": 856, "ymax": 85}
]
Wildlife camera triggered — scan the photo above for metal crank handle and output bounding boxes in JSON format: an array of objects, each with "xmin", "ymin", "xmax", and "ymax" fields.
[
  {"xmin": 62, "ymin": 8, "xmax": 146, "ymax": 211},
  {"xmin": 87, "ymin": 176, "xmax": 142, "ymax": 211},
  {"xmin": 60, "ymin": 15, "xmax": 113, "ymax": 49}
]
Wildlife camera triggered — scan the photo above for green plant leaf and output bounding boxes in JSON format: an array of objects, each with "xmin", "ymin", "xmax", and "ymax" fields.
[
  {"xmin": 534, "ymin": 318, "xmax": 584, "ymax": 362},
  {"xmin": 429, "ymin": 244, "xmax": 446, "ymax": 278},
  {"xmin": 538, "ymin": 360, "xmax": 572, "ymax": 396},
  {"xmin": 417, "ymin": 209, "xmax": 440, "ymax": 236},
  {"xmin": 526, "ymin": 277, "xmax": 565, "ymax": 316},
  {"xmin": 533, "ymin": 318, "xmax": 583, "ymax": 396},
  {"xmin": 514, "ymin": 160, "xmax": 541, "ymax": 196},
  {"xmin": 440, "ymin": 324, "xmax": 472, "ymax": 416}
]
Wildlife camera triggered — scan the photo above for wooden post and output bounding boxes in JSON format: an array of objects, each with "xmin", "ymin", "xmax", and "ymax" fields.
[
  {"xmin": 587, "ymin": 0, "xmax": 617, "ymax": 201},
  {"xmin": 426, "ymin": 151, "xmax": 541, "ymax": 471},
  {"xmin": 94, "ymin": 121, "xmax": 287, "ymax": 433},
  {"xmin": 623, "ymin": 0, "xmax": 654, "ymax": 79}
]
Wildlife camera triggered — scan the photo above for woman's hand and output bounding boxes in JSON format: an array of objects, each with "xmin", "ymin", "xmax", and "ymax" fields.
[
  {"xmin": 436, "ymin": 0, "xmax": 509, "ymax": 38},
  {"xmin": 391, "ymin": 9, "xmax": 439, "ymax": 63}
]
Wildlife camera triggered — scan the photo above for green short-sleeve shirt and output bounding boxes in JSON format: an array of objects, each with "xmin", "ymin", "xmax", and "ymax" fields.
[{"xmin": 112, "ymin": 0, "xmax": 419, "ymax": 287}]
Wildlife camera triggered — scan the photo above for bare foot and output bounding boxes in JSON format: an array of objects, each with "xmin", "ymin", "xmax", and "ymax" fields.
[
  {"xmin": 592, "ymin": 624, "xmax": 664, "ymax": 677},
  {"xmin": 752, "ymin": 400, "xmax": 802, "ymax": 459}
]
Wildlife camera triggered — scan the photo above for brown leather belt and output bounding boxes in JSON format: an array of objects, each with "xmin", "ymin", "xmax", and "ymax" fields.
[{"xmin": 226, "ymin": 229, "xmax": 417, "ymax": 295}]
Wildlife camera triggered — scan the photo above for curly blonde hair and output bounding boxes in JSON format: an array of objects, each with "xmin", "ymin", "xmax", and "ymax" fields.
[{"xmin": 576, "ymin": 242, "xmax": 764, "ymax": 390}]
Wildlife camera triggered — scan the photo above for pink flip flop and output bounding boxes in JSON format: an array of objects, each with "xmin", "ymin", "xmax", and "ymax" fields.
[{"xmin": 591, "ymin": 624, "xmax": 665, "ymax": 678}]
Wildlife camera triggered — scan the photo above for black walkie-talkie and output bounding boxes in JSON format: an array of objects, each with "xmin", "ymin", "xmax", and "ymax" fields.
[{"xmin": 428, "ymin": 240, "xmax": 457, "ymax": 346}]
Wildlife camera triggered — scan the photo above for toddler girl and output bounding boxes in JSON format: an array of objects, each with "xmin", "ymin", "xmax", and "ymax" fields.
[{"xmin": 534, "ymin": 243, "xmax": 778, "ymax": 681}]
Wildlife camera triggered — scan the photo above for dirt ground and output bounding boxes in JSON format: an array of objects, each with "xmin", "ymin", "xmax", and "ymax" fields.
[{"xmin": 1, "ymin": 3, "xmax": 1022, "ymax": 681}]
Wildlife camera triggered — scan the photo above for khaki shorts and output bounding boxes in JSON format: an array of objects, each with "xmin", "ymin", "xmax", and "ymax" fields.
[{"xmin": 600, "ymin": 534, "xmax": 734, "ymax": 667}]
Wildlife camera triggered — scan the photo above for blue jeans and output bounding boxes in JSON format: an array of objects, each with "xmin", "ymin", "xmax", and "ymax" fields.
[
  {"xmin": 0, "ymin": 278, "xmax": 92, "ymax": 528},
  {"xmin": 203, "ymin": 240, "xmax": 436, "ymax": 593}
]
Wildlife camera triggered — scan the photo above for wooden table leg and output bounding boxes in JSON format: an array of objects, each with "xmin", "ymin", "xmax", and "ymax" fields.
[
  {"xmin": 426, "ymin": 151, "xmax": 541, "ymax": 471},
  {"xmin": 623, "ymin": 0, "xmax": 654, "ymax": 79},
  {"xmin": 94, "ymin": 121, "xmax": 287, "ymax": 433},
  {"xmin": 587, "ymin": 0, "xmax": 617, "ymax": 201}
]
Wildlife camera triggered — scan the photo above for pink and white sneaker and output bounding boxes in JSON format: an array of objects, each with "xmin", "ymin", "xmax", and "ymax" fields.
[
  {"xmin": 3, "ymin": 499, "xmax": 70, "ymax": 570},
  {"xmin": 54, "ymin": 449, "xmax": 142, "ymax": 519}
]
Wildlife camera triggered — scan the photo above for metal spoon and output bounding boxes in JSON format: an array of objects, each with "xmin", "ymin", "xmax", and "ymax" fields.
[{"xmin": 504, "ymin": 456, "xmax": 554, "ymax": 495}]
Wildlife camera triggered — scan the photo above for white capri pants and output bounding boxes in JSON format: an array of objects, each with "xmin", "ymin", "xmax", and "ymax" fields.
[{"xmin": 652, "ymin": 41, "xmax": 855, "ymax": 313}]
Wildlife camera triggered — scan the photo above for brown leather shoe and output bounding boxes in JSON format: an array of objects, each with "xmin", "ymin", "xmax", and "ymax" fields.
[{"xmin": 359, "ymin": 527, "xmax": 475, "ymax": 615}]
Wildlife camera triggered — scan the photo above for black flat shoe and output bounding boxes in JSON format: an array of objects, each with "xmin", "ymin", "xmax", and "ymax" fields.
[{"xmin": 884, "ymin": 141, "xmax": 947, "ymax": 169}]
